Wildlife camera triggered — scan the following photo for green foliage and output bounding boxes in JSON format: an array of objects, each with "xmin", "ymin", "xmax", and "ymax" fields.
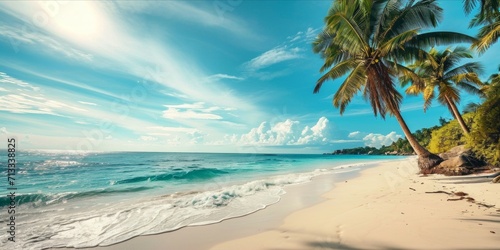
[
  {"xmin": 331, "ymin": 126, "xmax": 439, "ymax": 155},
  {"xmin": 427, "ymin": 114, "xmax": 474, "ymax": 153},
  {"xmin": 466, "ymin": 82, "xmax": 500, "ymax": 166}
]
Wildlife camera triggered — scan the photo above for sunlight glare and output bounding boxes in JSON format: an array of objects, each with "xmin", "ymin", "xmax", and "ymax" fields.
[{"xmin": 51, "ymin": 2, "xmax": 104, "ymax": 43}]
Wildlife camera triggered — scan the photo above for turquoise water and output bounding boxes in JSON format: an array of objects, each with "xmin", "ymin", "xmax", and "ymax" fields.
[{"xmin": 0, "ymin": 151, "xmax": 405, "ymax": 249}]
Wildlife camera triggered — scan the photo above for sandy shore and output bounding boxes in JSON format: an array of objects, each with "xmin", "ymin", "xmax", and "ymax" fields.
[
  {"xmin": 213, "ymin": 158, "xmax": 500, "ymax": 250},
  {"xmin": 86, "ymin": 158, "xmax": 499, "ymax": 250}
]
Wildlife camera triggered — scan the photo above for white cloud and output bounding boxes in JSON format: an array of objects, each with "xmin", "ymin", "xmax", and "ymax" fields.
[
  {"xmin": 163, "ymin": 108, "xmax": 222, "ymax": 120},
  {"xmin": 207, "ymin": 74, "xmax": 244, "ymax": 81},
  {"xmin": 0, "ymin": 127, "xmax": 8, "ymax": 134},
  {"xmin": 222, "ymin": 117, "xmax": 331, "ymax": 146},
  {"xmin": 147, "ymin": 126, "xmax": 199, "ymax": 134},
  {"xmin": 0, "ymin": 72, "xmax": 40, "ymax": 91},
  {"xmin": 110, "ymin": 1, "xmax": 259, "ymax": 41},
  {"xmin": 0, "ymin": 73, "xmax": 87, "ymax": 116},
  {"xmin": 246, "ymin": 46, "xmax": 301, "ymax": 71},
  {"xmin": 0, "ymin": 1, "xmax": 267, "ymax": 127},
  {"xmin": 165, "ymin": 102, "xmax": 205, "ymax": 109},
  {"xmin": 362, "ymin": 132, "xmax": 402, "ymax": 148},
  {"xmin": 305, "ymin": 27, "xmax": 319, "ymax": 41},
  {"xmin": 348, "ymin": 131, "xmax": 365, "ymax": 139},
  {"xmin": 297, "ymin": 117, "xmax": 329, "ymax": 144},
  {"xmin": 0, "ymin": 24, "xmax": 93, "ymax": 62},
  {"xmin": 78, "ymin": 101, "xmax": 98, "ymax": 106},
  {"xmin": 139, "ymin": 136, "xmax": 158, "ymax": 141},
  {"xmin": 162, "ymin": 102, "xmax": 234, "ymax": 120}
]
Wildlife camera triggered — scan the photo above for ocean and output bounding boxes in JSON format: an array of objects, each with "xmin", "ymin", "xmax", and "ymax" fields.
[{"xmin": 0, "ymin": 151, "xmax": 406, "ymax": 249}]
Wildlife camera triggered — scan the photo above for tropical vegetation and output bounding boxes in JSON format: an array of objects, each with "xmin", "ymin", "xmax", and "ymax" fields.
[
  {"xmin": 402, "ymin": 47, "xmax": 484, "ymax": 136},
  {"xmin": 464, "ymin": 0, "xmax": 500, "ymax": 52},
  {"xmin": 312, "ymin": 0, "xmax": 477, "ymax": 171}
]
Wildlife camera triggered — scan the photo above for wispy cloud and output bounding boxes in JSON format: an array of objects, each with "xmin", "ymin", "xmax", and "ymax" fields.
[
  {"xmin": 0, "ymin": 72, "xmax": 40, "ymax": 91},
  {"xmin": 163, "ymin": 108, "xmax": 223, "ymax": 120},
  {"xmin": 110, "ymin": 1, "xmax": 259, "ymax": 42},
  {"xmin": 139, "ymin": 135, "xmax": 158, "ymax": 141},
  {"xmin": 207, "ymin": 74, "xmax": 244, "ymax": 81},
  {"xmin": 246, "ymin": 46, "xmax": 301, "ymax": 71},
  {"xmin": 162, "ymin": 102, "xmax": 227, "ymax": 120},
  {"xmin": 0, "ymin": 24, "xmax": 93, "ymax": 62},
  {"xmin": 0, "ymin": 72, "xmax": 85, "ymax": 116},
  {"xmin": 78, "ymin": 101, "xmax": 98, "ymax": 106},
  {"xmin": 0, "ymin": 1, "xmax": 267, "ymax": 126},
  {"xmin": 242, "ymin": 26, "xmax": 318, "ymax": 80},
  {"xmin": 147, "ymin": 126, "xmax": 199, "ymax": 134}
]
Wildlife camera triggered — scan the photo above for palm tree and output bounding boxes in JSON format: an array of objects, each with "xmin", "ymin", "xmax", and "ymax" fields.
[
  {"xmin": 313, "ymin": 0, "xmax": 476, "ymax": 170},
  {"xmin": 463, "ymin": 0, "xmax": 499, "ymax": 21},
  {"xmin": 403, "ymin": 47, "xmax": 484, "ymax": 136},
  {"xmin": 463, "ymin": 0, "xmax": 500, "ymax": 52}
]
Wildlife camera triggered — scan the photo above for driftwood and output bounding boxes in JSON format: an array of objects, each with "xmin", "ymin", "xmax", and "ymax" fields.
[
  {"xmin": 426, "ymin": 190, "xmax": 495, "ymax": 208},
  {"xmin": 425, "ymin": 191, "xmax": 451, "ymax": 195}
]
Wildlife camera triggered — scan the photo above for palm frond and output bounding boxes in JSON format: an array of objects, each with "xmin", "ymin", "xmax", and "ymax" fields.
[
  {"xmin": 379, "ymin": 29, "xmax": 418, "ymax": 56},
  {"xmin": 314, "ymin": 59, "xmax": 359, "ymax": 93},
  {"xmin": 456, "ymin": 81, "xmax": 484, "ymax": 96},
  {"xmin": 463, "ymin": 0, "xmax": 478, "ymax": 15},
  {"xmin": 472, "ymin": 18, "xmax": 500, "ymax": 53},
  {"xmin": 333, "ymin": 64, "xmax": 367, "ymax": 114},
  {"xmin": 444, "ymin": 62, "xmax": 485, "ymax": 79},
  {"xmin": 407, "ymin": 32, "xmax": 477, "ymax": 48},
  {"xmin": 423, "ymin": 84, "xmax": 435, "ymax": 112},
  {"xmin": 380, "ymin": 0, "xmax": 442, "ymax": 42}
]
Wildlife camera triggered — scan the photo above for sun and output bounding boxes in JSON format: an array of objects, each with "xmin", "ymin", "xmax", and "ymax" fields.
[{"xmin": 51, "ymin": 2, "xmax": 104, "ymax": 43}]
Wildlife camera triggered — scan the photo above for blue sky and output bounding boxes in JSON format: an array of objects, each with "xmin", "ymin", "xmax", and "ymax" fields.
[{"xmin": 0, "ymin": 1, "xmax": 498, "ymax": 153}]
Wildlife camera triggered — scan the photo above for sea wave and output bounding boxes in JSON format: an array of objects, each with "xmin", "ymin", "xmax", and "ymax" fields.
[
  {"xmin": 115, "ymin": 168, "xmax": 230, "ymax": 184},
  {"xmin": 0, "ymin": 186, "xmax": 156, "ymax": 208},
  {"xmin": 12, "ymin": 167, "xmax": 335, "ymax": 250}
]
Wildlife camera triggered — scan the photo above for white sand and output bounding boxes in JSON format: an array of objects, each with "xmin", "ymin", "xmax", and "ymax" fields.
[{"xmin": 212, "ymin": 158, "xmax": 500, "ymax": 250}]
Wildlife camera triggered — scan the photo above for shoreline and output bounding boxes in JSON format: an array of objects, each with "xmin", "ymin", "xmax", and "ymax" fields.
[
  {"xmin": 65, "ymin": 157, "xmax": 499, "ymax": 249},
  {"xmin": 78, "ymin": 160, "xmax": 385, "ymax": 250}
]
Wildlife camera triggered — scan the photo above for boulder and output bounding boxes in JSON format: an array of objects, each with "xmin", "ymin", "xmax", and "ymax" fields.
[
  {"xmin": 430, "ymin": 145, "xmax": 487, "ymax": 176},
  {"xmin": 438, "ymin": 145, "xmax": 471, "ymax": 160}
]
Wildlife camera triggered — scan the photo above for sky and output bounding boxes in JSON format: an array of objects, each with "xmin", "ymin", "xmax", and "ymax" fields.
[{"xmin": 0, "ymin": 0, "xmax": 498, "ymax": 154}]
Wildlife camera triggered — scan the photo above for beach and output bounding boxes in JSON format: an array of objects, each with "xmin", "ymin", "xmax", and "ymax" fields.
[{"xmin": 90, "ymin": 157, "xmax": 499, "ymax": 250}]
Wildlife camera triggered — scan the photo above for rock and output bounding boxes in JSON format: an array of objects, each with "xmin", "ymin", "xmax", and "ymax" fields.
[
  {"xmin": 430, "ymin": 145, "xmax": 487, "ymax": 176},
  {"xmin": 438, "ymin": 145, "xmax": 471, "ymax": 160},
  {"xmin": 493, "ymin": 175, "xmax": 500, "ymax": 183}
]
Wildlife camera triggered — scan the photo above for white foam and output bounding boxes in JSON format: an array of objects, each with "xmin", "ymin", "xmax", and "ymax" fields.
[{"xmin": 8, "ymin": 160, "xmax": 377, "ymax": 250}]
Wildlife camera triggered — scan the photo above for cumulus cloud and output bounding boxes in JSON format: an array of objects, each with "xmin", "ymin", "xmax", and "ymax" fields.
[
  {"xmin": 347, "ymin": 130, "xmax": 402, "ymax": 148},
  {"xmin": 225, "ymin": 117, "xmax": 331, "ymax": 146},
  {"xmin": 362, "ymin": 132, "xmax": 402, "ymax": 148}
]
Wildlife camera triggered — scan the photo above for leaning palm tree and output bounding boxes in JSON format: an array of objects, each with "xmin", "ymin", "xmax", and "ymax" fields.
[
  {"xmin": 463, "ymin": 0, "xmax": 500, "ymax": 52},
  {"xmin": 313, "ymin": 0, "xmax": 476, "ymax": 170},
  {"xmin": 403, "ymin": 47, "xmax": 484, "ymax": 136}
]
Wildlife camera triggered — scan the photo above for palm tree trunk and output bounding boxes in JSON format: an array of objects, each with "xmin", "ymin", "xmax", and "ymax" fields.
[
  {"xmin": 445, "ymin": 96, "xmax": 470, "ymax": 136},
  {"xmin": 392, "ymin": 110, "xmax": 442, "ymax": 171}
]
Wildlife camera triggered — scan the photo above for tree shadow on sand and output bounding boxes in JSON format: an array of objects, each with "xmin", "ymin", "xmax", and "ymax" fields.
[
  {"xmin": 304, "ymin": 241, "xmax": 404, "ymax": 250},
  {"xmin": 302, "ymin": 241, "xmax": 500, "ymax": 250}
]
